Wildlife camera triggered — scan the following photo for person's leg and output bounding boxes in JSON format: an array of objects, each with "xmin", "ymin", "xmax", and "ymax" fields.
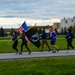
[
  {"xmin": 67, "ymin": 41, "xmax": 70, "ymax": 53},
  {"xmin": 69, "ymin": 42, "xmax": 74, "ymax": 49},
  {"xmin": 51, "ymin": 45, "xmax": 56, "ymax": 53},
  {"xmin": 15, "ymin": 41, "xmax": 18, "ymax": 52},
  {"xmin": 54, "ymin": 45, "xmax": 59, "ymax": 51},
  {"xmin": 45, "ymin": 40, "xmax": 50, "ymax": 51},
  {"xmin": 12, "ymin": 41, "xmax": 18, "ymax": 52},
  {"xmin": 67, "ymin": 42, "xmax": 70, "ymax": 50},
  {"xmin": 21, "ymin": 42, "xmax": 24, "ymax": 53},
  {"xmin": 51, "ymin": 41, "xmax": 59, "ymax": 53},
  {"xmin": 24, "ymin": 42, "xmax": 30, "ymax": 51},
  {"xmin": 51, "ymin": 41, "xmax": 56, "ymax": 53},
  {"xmin": 25, "ymin": 42, "xmax": 31, "ymax": 54},
  {"xmin": 41, "ymin": 40, "xmax": 45, "ymax": 51}
]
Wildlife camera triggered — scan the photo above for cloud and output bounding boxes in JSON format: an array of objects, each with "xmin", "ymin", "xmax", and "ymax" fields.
[
  {"xmin": 0, "ymin": 0, "xmax": 75, "ymax": 28},
  {"xmin": 0, "ymin": 17, "xmax": 60, "ymax": 28}
]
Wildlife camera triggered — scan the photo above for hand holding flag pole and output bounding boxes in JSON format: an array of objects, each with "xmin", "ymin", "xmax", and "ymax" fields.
[{"xmin": 7, "ymin": 35, "xmax": 21, "ymax": 46}]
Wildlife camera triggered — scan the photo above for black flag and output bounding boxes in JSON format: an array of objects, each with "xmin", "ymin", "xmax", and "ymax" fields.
[{"xmin": 25, "ymin": 26, "xmax": 41, "ymax": 48}]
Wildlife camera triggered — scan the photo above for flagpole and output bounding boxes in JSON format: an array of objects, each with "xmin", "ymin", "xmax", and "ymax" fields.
[{"xmin": 7, "ymin": 38, "xmax": 13, "ymax": 46}]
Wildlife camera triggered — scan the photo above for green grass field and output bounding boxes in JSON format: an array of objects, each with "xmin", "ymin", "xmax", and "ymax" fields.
[{"xmin": 0, "ymin": 57, "xmax": 75, "ymax": 75}]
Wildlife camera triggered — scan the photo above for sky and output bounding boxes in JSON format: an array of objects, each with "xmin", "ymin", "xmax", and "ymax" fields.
[{"xmin": 0, "ymin": 0, "xmax": 75, "ymax": 28}]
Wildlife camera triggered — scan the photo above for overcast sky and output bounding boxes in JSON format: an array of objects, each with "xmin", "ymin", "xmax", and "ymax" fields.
[{"xmin": 0, "ymin": 0, "xmax": 75, "ymax": 28}]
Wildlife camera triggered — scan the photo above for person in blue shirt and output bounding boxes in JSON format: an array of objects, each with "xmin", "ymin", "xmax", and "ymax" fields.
[
  {"xmin": 12, "ymin": 31, "xmax": 19, "ymax": 54},
  {"xmin": 49, "ymin": 28, "xmax": 59, "ymax": 53},
  {"xmin": 65, "ymin": 29, "xmax": 75, "ymax": 52},
  {"xmin": 41, "ymin": 27, "xmax": 50, "ymax": 52}
]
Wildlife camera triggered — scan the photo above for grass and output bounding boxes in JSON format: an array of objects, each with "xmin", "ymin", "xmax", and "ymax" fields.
[{"xmin": 0, "ymin": 57, "xmax": 75, "ymax": 75}]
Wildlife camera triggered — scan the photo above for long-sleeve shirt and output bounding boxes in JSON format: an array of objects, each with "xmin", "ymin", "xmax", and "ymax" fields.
[
  {"xmin": 66, "ymin": 32, "xmax": 74, "ymax": 42},
  {"xmin": 42, "ymin": 30, "xmax": 47, "ymax": 39},
  {"xmin": 21, "ymin": 32, "xmax": 27, "ymax": 42},
  {"xmin": 12, "ymin": 34, "xmax": 18, "ymax": 41}
]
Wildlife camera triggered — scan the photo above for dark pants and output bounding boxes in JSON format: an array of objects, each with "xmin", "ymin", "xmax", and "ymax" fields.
[
  {"xmin": 21, "ymin": 41, "xmax": 30, "ymax": 52},
  {"xmin": 67, "ymin": 41, "xmax": 74, "ymax": 50},
  {"xmin": 12, "ymin": 40, "xmax": 18, "ymax": 52}
]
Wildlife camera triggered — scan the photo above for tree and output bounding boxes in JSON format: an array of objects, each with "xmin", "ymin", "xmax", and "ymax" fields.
[
  {"xmin": 10, "ymin": 28, "xmax": 15, "ymax": 36},
  {"xmin": 0, "ymin": 27, "xmax": 5, "ymax": 36},
  {"xmin": 64, "ymin": 27, "xmax": 67, "ymax": 35},
  {"xmin": 69, "ymin": 25, "xmax": 73, "ymax": 30},
  {"xmin": 61, "ymin": 27, "xmax": 64, "ymax": 35}
]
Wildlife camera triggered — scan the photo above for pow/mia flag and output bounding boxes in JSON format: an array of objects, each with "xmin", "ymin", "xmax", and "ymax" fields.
[{"xmin": 25, "ymin": 26, "xmax": 41, "ymax": 48}]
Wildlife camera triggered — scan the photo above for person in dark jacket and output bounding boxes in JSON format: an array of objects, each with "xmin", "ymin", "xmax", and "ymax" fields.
[
  {"xmin": 20, "ymin": 30, "xmax": 31, "ymax": 55},
  {"xmin": 65, "ymin": 29, "xmax": 75, "ymax": 52},
  {"xmin": 41, "ymin": 27, "xmax": 50, "ymax": 52},
  {"xmin": 12, "ymin": 31, "xmax": 19, "ymax": 54}
]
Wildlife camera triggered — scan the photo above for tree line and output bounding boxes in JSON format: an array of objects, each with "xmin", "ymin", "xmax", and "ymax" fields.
[
  {"xmin": 0, "ymin": 25, "xmax": 75, "ymax": 37},
  {"xmin": 0, "ymin": 27, "xmax": 15, "ymax": 37}
]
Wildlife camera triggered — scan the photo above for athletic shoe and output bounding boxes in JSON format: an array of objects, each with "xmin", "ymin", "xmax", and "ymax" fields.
[
  {"xmin": 28, "ymin": 51, "xmax": 31, "ymax": 55},
  {"xmin": 19, "ymin": 52, "xmax": 22, "ymax": 55},
  {"xmin": 16, "ymin": 52, "xmax": 19, "ymax": 54},
  {"xmin": 52, "ymin": 50, "xmax": 56, "ymax": 53},
  {"xmin": 57, "ymin": 48, "xmax": 59, "ymax": 52}
]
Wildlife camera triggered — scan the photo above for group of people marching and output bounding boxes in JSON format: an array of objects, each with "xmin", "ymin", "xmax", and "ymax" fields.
[{"xmin": 12, "ymin": 27, "xmax": 75, "ymax": 54}]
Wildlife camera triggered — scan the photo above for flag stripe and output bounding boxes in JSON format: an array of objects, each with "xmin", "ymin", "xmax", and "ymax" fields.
[{"xmin": 25, "ymin": 36, "xmax": 30, "ymax": 44}]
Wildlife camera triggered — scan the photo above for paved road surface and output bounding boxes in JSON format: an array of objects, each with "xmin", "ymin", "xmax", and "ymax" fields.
[{"xmin": 0, "ymin": 50, "xmax": 75, "ymax": 60}]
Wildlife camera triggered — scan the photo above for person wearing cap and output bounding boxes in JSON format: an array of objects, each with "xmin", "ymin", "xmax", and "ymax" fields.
[
  {"xmin": 65, "ymin": 29, "xmax": 75, "ymax": 52},
  {"xmin": 49, "ymin": 27, "xmax": 59, "ymax": 53}
]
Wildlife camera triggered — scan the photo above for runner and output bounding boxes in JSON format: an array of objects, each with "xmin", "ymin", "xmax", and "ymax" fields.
[
  {"xmin": 49, "ymin": 28, "xmax": 59, "ymax": 53},
  {"xmin": 65, "ymin": 29, "xmax": 75, "ymax": 52}
]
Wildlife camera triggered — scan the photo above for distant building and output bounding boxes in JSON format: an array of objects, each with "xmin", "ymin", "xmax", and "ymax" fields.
[
  {"xmin": 61, "ymin": 16, "xmax": 75, "ymax": 28},
  {"xmin": 52, "ymin": 22, "xmax": 61, "ymax": 29}
]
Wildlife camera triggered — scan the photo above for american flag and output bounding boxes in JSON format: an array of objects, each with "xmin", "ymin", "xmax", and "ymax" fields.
[
  {"xmin": 18, "ymin": 21, "xmax": 30, "ymax": 44},
  {"xmin": 18, "ymin": 22, "xmax": 28, "ymax": 35}
]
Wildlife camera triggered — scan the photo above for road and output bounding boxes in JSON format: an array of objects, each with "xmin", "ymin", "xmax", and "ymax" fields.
[{"xmin": 0, "ymin": 50, "xmax": 75, "ymax": 60}]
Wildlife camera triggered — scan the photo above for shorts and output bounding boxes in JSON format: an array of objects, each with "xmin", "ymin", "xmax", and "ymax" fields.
[{"xmin": 51, "ymin": 41, "xmax": 56, "ymax": 45}]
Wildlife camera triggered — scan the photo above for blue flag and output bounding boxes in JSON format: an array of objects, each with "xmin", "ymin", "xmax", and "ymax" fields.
[
  {"xmin": 21, "ymin": 22, "xmax": 28, "ymax": 32},
  {"xmin": 18, "ymin": 21, "xmax": 30, "ymax": 44},
  {"xmin": 18, "ymin": 22, "xmax": 28, "ymax": 34}
]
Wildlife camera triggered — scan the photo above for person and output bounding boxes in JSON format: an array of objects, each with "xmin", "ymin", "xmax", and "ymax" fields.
[
  {"xmin": 20, "ymin": 30, "xmax": 31, "ymax": 55},
  {"xmin": 41, "ymin": 27, "xmax": 50, "ymax": 52},
  {"xmin": 65, "ymin": 29, "xmax": 75, "ymax": 52},
  {"xmin": 49, "ymin": 28, "xmax": 59, "ymax": 53},
  {"xmin": 12, "ymin": 31, "xmax": 19, "ymax": 54}
]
